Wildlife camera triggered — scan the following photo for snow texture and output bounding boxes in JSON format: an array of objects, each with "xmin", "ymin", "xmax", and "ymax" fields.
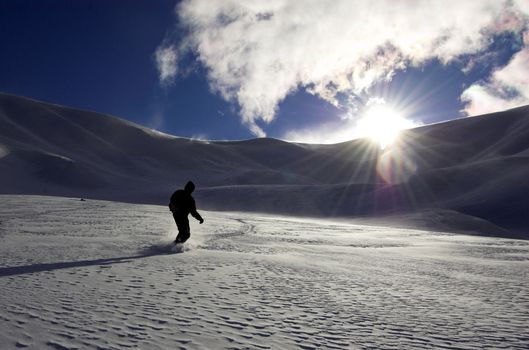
[{"xmin": 1, "ymin": 195, "xmax": 528, "ymax": 349}]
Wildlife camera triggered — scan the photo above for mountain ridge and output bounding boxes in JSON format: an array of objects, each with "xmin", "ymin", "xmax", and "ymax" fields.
[{"xmin": 1, "ymin": 92, "xmax": 528, "ymax": 237}]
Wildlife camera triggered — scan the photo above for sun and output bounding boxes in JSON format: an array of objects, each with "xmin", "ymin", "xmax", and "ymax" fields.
[{"xmin": 356, "ymin": 104, "xmax": 416, "ymax": 149}]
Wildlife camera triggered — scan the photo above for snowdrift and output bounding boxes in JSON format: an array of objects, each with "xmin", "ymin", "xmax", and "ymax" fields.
[{"xmin": 0, "ymin": 92, "xmax": 528, "ymax": 237}]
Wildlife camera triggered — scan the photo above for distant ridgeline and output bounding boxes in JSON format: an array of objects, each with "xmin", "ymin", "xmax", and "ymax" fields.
[{"xmin": 1, "ymin": 92, "xmax": 528, "ymax": 237}]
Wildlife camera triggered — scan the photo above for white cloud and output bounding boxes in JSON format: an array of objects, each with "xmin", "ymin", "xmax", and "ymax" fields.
[
  {"xmin": 462, "ymin": 31, "xmax": 529, "ymax": 115},
  {"xmin": 166, "ymin": 0, "xmax": 529, "ymax": 136},
  {"xmin": 154, "ymin": 45, "xmax": 178, "ymax": 86}
]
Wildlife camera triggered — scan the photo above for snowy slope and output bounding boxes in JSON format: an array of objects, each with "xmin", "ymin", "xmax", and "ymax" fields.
[
  {"xmin": 0, "ymin": 92, "xmax": 528, "ymax": 236},
  {"xmin": 1, "ymin": 195, "xmax": 528, "ymax": 349}
]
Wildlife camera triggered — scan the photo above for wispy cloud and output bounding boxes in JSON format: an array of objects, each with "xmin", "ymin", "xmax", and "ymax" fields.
[
  {"xmin": 154, "ymin": 45, "xmax": 178, "ymax": 86},
  {"xmin": 462, "ymin": 31, "xmax": 529, "ymax": 115},
  {"xmin": 0, "ymin": 144, "xmax": 9, "ymax": 159},
  {"xmin": 282, "ymin": 119, "xmax": 359, "ymax": 145},
  {"xmin": 190, "ymin": 133, "xmax": 210, "ymax": 143},
  {"xmin": 163, "ymin": 0, "xmax": 529, "ymax": 136}
]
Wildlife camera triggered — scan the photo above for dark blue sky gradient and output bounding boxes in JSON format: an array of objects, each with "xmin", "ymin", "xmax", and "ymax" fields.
[
  {"xmin": 0, "ymin": 1, "xmax": 522, "ymax": 141},
  {"xmin": 0, "ymin": 0, "xmax": 172, "ymax": 121}
]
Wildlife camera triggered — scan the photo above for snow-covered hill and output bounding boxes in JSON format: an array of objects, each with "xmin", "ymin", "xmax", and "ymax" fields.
[
  {"xmin": 1, "ymin": 195, "xmax": 528, "ymax": 349},
  {"xmin": 1, "ymin": 92, "xmax": 528, "ymax": 237}
]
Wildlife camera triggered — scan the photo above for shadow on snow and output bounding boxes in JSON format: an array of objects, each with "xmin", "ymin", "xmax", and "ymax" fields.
[{"xmin": 0, "ymin": 243, "xmax": 183, "ymax": 278}]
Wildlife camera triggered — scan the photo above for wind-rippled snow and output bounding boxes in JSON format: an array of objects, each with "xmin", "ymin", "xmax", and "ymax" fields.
[{"xmin": 0, "ymin": 195, "xmax": 528, "ymax": 349}]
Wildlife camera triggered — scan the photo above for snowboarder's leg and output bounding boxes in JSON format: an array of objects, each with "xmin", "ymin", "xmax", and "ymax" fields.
[{"xmin": 174, "ymin": 216, "xmax": 190, "ymax": 243}]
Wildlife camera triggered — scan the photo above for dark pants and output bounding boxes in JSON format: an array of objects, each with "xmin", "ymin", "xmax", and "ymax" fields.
[{"xmin": 173, "ymin": 214, "xmax": 190, "ymax": 243}]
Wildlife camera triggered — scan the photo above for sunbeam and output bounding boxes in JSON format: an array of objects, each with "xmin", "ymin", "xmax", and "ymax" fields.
[{"xmin": 357, "ymin": 104, "xmax": 418, "ymax": 150}]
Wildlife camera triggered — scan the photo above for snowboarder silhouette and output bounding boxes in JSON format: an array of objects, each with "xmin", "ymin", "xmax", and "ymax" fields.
[{"xmin": 169, "ymin": 181, "xmax": 204, "ymax": 244}]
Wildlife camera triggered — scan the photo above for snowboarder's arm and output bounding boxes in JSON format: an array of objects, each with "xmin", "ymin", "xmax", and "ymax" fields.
[
  {"xmin": 190, "ymin": 198, "xmax": 204, "ymax": 223},
  {"xmin": 169, "ymin": 191, "xmax": 180, "ymax": 213},
  {"xmin": 190, "ymin": 209, "xmax": 203, "ymax": 223},
  {"xmin": 169, "ymin": 191, "xmax": 178, "ymax": 205}
]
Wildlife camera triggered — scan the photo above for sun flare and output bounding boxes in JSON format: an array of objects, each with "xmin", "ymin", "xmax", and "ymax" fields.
[{"xmin": 357, "ymin": 104, "xmax": 416, "ymax": 149}]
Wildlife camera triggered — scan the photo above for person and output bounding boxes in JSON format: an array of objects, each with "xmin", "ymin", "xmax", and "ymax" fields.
[{"xmin": 169, "ymin": 181, "xmax": 204, "ymax": 244}]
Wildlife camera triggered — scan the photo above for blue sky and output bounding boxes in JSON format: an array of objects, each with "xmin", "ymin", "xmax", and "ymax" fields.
[{"xmin": 1, "ymin": 0, "xmax": 528, "ymax": 143}]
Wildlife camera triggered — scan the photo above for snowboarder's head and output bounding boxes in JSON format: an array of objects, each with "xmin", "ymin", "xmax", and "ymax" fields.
[{"xmin": 184, "ymin": 181, "xmax": 195, "ymax": 194}]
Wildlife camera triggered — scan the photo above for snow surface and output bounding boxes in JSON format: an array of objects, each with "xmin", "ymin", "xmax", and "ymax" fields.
[{"xmin": 1, "ymin": 195, "xmax": 528, "ymax": 349}]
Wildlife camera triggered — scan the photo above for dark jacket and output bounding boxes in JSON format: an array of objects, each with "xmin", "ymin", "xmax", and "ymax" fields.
[{"xmin": 169, "ymin": 182, "xmax": 203, "ymax": 222}]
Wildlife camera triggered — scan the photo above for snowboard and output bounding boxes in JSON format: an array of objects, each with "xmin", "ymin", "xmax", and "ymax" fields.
[{"xmin": 171, "ymin": 242, "xmax": 186, "ymax": 253}]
